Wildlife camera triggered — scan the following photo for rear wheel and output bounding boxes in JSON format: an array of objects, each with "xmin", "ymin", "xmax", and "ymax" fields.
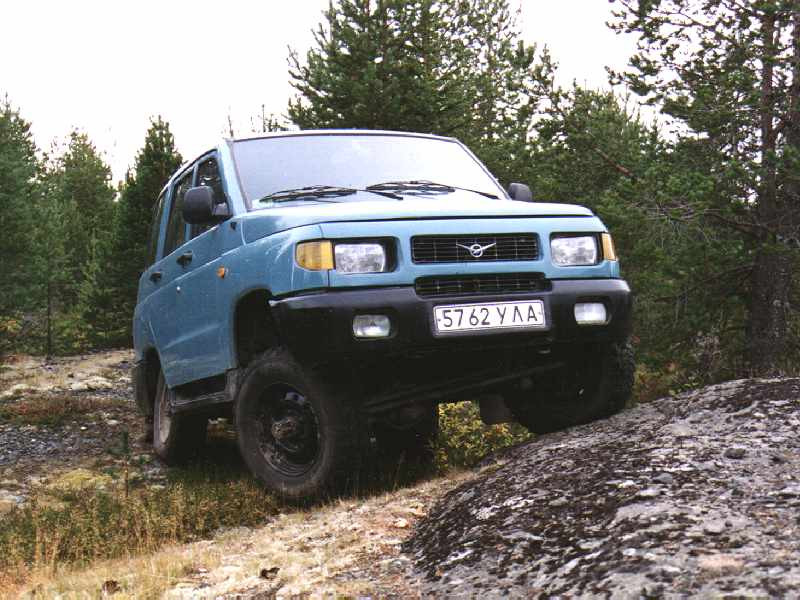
[
  {"xmin": 506, "ymin": 339, "xmax": 634, "ymax": 434},
  {"xmin": 152, "ymin": 373, "xmax": 208, "ymax": 463},
  {"xmin": 235, "ymin": 348, "xmax": 360, "ymax": 501}
]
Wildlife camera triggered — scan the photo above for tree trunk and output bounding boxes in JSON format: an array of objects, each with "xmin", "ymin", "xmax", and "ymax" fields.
[
  {"xmin": 46, "ymin": 278, "xmax": 53, "ymax": 359},
  {"xmin": 746, "ymin": 8, "xmax": 788, "ymax": 375},
  {"xmin": 747, "ymin": 248, "xmax": 792, "ymax": 375},
  {"xmin": 746, "ymin": 2, "xmax": 800, "ymax": 375}
]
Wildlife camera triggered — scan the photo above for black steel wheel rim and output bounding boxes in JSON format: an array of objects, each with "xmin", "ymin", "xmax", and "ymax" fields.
[{"xmin": 256, "ymin": 384, "xmax": 320, "ymax": 477}]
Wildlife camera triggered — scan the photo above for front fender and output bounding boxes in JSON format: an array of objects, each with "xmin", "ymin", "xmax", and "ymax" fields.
[{"xmin": 217, "ymin": 223, "xmax": 329, "ymax": 369}]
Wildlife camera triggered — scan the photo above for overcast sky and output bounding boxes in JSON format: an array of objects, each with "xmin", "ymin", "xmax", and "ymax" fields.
[{"xmin": 0, "ymin": 1, "xmax": 637, "ymax": 182}]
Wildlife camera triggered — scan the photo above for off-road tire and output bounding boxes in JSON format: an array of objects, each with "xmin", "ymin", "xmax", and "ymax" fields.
[
  {"xmin": 153, "ymin": 373, "xmax": 208, "ymax": 464},
  {"xmin": 507, "ymin": 338, "xmax": 634, "ymax": 434},
  {"xmin": 234, "ymin": 348, "xmax": 360, "ymax": 501},
  {"xmin": 373, "ymin": 405, "xmax": 439, "ymax": 466}
]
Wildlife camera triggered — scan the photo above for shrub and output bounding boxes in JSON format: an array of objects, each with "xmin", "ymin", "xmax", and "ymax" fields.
[{"xmin": 435, "ymin": 401, "xmax": 531, "ymax": 470}]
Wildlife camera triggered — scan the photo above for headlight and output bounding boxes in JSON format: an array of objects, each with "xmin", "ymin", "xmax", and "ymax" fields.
[
  {"xmin": 334, "ymin": 243, "xmax": 387, "ymax": 273},
  {"xmin": 550, "ymin": 235, "xmax": 598, "ymax": 266}
]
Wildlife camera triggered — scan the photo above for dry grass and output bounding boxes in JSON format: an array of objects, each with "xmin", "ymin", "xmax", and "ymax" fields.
[
  {"xmin": 10, "ymin": 544, "xmax": 221, "ymax": 600},
  {"xmin": 9, "ymin": 472, "xmax": 474, "ymax": 599},
  {"xmin": 0, "ymin": 394, "xmax": 121, "ymax": 427},
  {"xmin": 0, "ymin": 442, "xmax": 279, "ymax": 597}
]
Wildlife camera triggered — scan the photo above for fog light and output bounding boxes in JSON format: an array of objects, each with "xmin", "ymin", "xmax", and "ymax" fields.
[
  {"xmin": 574, "ymin": 302, "xmax": 607, "ymax": 325},
  {"xmin": 353, "ymin": 314, "xmax": 391, "ymax": 338}
]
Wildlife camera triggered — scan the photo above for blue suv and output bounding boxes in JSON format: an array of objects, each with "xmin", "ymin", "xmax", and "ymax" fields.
[{"xmin": 133, "ymin": 130, "xmax": 633, "ymax": 499}]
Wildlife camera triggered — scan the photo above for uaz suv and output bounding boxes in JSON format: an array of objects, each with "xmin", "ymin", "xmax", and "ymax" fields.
[{"xmin": 133, "ymin": 130, "xmax": 633, "ymax": 499}]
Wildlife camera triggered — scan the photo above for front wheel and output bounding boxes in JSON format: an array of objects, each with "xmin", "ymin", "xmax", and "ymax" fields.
[
  {"xmin": 235, "ymin": 348, "xmax": 360, "ymax": 501},
  {"xmin": 506, "ymin": 339, "xmax": 634, "ymax": 434}
]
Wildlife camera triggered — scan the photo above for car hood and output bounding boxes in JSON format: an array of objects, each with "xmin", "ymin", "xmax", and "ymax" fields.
[{"xmin": 240, "ymin": 192, "xmax": 594, "ymax": 244}]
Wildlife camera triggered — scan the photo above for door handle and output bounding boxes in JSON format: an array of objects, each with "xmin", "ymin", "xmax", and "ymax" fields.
[
  {"xmin": 177, "ymin": 251, "xmax": 193, "ymax": 267},
  {"xmin": 149, "ymin": 271, "xmax": 163, "ymax": 283}
]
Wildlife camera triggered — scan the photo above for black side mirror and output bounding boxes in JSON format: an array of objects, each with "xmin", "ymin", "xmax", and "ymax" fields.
[
  {"xmin": 183, "ymin": 186, "xmax": 230, "ymax": 224},
  {"xmin": 508, "ymin": 183, "xmax": 533, "ymax": 202}
]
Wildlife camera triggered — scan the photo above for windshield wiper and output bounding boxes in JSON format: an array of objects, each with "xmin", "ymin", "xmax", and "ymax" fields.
[
  {"xmin": 258, "ymin": 185, "xmax": 402, "ymax": 204},
  {"xmin": 366, "ymin": 180, "xmax": 499, "ymax": 199},
  {"xmin": 258, "ymin": 185, "xmax": 356, "ymax": 203}
]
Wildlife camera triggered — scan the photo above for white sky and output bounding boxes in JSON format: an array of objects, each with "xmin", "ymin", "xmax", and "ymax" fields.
[{"xmin": 0, "ymin": 1, "xmax": 637, "ymax": 182}]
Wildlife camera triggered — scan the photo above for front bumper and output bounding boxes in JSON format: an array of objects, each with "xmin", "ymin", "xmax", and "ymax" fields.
[{"xmin": 270, "ymin": 278, "xmax": 632, "ymax": 362}]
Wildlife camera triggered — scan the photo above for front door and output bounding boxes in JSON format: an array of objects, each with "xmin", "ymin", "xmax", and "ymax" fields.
[{"xmin": 145, "ymin": 156, "xmax": 231, "ymax": 387}]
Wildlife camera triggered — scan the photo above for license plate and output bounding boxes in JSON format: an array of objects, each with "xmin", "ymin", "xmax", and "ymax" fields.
[{"xmin": 433, "ymin": 300, "xmax": 546, "ymax": 333}]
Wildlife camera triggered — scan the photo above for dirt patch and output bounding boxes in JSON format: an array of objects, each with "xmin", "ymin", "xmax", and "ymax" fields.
[
  {"xmin": 406, "ymin": 378, "xmax": 800, "ymax": 596},
  {"xmin": 0, "ymin": 350, "xmax": 162, "ymax": 506}
]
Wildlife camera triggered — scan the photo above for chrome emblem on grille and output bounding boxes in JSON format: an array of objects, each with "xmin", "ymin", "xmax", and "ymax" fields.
[{"xmin": 456, "ymin": 242, "xmax": 497, "ymax": 258}]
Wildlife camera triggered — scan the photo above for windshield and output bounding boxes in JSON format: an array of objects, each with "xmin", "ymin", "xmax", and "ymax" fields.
[{"xmin": 232, "ymin": 134, "xmax": 505, "ymax": 208}]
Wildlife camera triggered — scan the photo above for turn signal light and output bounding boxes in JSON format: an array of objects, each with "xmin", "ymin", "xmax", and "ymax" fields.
[
  {"xmin": 601, "ymin": 233, "xmax": 617, "ymax": 261},
  {"xmin": 296, "ymin": 240, "xmax": 334, "ymax": 270}
]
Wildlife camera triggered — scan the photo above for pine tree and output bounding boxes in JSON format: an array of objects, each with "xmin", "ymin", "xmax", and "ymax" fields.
[
  {"xmin": 32, "ymin": 191, "xmax": 73, "ymax": 356},
  {"xmin": 527, "ymin": 83, "xmax": 747, "ymax": 377},
  {"xmin": 95, "ymin": 117, "xmax": 182, "ymax": 346},
  {"xmin": 0, "ymin": 98, "xmax": 40, "ymax": 352},
  {"xmin": 610, "ymin": 0, "xmax": 800, "ymax": 375},
  {"xmin": 46, "ymin": 131, "xmax": 116, "ymax": 293},
  {"xmin": 36, "ymin": 131, "xmax": 116, "ymax": 352},
  {"xmin": 287, "ymin": 0, "xmax": 539, "ymax": 184}
]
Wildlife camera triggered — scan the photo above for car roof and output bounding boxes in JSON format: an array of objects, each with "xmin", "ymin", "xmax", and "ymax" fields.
[
  {"xmin": 164, "ymin": 129, "xmax": 464, "ymax": 194},
  {"xmin": 229, "ymin": 129, "xmax": 458, "ymax": 144}
]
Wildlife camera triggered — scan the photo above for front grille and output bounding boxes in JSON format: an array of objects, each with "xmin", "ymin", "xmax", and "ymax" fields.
[
  {"xmin": 411, "ymin": 233, "xmax": 539, "ymax": 263},
  {"xmin": 415, "ymin": 273, "xmax": 549, "ymax": 298}
]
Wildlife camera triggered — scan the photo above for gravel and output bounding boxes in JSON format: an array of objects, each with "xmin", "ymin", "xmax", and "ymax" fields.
[
  {"xmin": 0, "ymin": 354, "xmax": 164, "ymax": 504},
  {"xmin": 405, "ymin": 378, "xmax": 800, "ymax": 597}
]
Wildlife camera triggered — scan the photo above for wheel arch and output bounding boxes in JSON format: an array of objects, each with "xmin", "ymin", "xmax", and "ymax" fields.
[
  {"xmin": 232, "ymin": 287, "xmax": 283, "ymax": 368},
  {"xmin": 135, "ymin": 347, "xmax": 162, "ymax": 418}
]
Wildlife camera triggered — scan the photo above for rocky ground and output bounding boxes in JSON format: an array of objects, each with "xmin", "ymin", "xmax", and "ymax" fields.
[
  {"xmin": 0, "ymin": 350, "xmax": 168, "ymax": 510},
  {"xmin": 3, "ymin": 352, "xmax": 799, "ymax": 598},
  {"xmin": 0, "ymin": 352, "xmax": 472, "ymax": 598},
  {"xmin": 406, "ymin": 378, "xmax": 800, "ymax": 597}
]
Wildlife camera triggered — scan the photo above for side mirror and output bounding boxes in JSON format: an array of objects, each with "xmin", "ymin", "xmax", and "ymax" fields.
[
  {"xmin": 182, "ymin": 186, "xmax": 230, "ymax": 224},
  {"xmin": 508, "ymin": 183, "xmax": 533, "ymax": 202}
]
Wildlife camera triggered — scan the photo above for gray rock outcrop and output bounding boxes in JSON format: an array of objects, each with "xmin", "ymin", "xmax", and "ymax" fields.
[{"xmin": 406, "ymin": 378, "xmax": 800, "ymax": 597}]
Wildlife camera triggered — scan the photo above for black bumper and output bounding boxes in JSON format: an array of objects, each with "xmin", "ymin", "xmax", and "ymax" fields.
[{"xmin": 270, "ymin": 279, "xmax": 632, "ymax": 363}]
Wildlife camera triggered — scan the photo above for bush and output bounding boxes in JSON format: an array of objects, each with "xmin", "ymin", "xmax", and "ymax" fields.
[{"xmin": 435, "ymin": 401, "xmax": 531, "ymax": 470}]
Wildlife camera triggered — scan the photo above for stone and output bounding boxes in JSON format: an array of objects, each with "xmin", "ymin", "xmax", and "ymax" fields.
[
  {"xmin": 637, "ymin": 487, "xmax": 662, "ymax": 499},
  {"xmin": 702, "ymin": 519, "xmax": 727, "ymax": 535},
  {"xmin": 724, "ymin": 447, "xmax": 746, "ymax": 459},
  {"xmin": 697, "ymin": 554, "xmax": 744, "ymax": 572},
  {"xmin": 653, "ymin": 472, "xmax": 675, "ymax": 485}
]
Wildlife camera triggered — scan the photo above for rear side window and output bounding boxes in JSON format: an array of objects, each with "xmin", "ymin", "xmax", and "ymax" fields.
[
  {"xmin": 146, "ymin": 190, "xmax": 166, "ymax": 265},
  {"xmin": 164, "ymin": 171, "xmax": 193, "ymax": 256}
]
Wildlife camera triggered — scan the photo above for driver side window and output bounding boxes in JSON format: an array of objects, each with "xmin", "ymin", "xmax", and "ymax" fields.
[{"xmin": 192, "ymin": 156, "xmax": 228, "ymax": 238}]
